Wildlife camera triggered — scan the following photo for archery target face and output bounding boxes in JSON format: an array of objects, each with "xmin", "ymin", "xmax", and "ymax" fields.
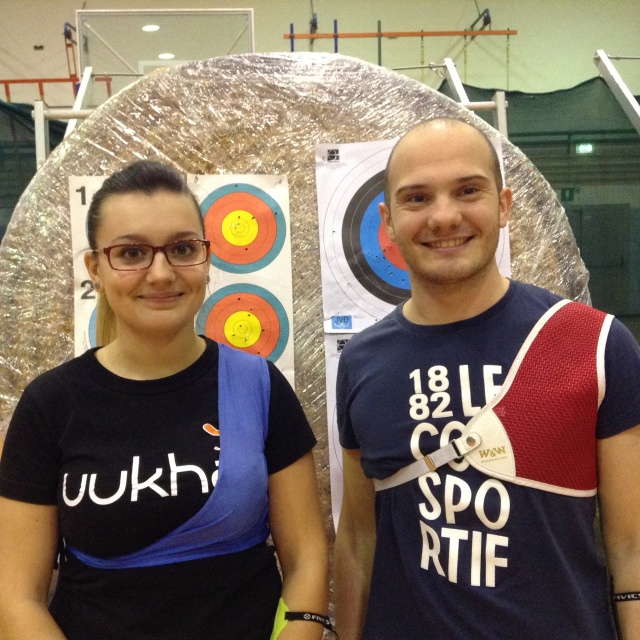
[
  {"xmin": 71, "ymin": 174, "xmax": 294, "ymax": 387},
  {"xmin": 196, "ymin": 284, "xmax": 290, "ymax": 361},
  {"xmin": 321, "ymin": 142, "xmax": 410, "ymax": 322},
  {"xmin": 318, "ymin": 139, "xmax": 511, "ymax": 331},
  {"xmin": 200, "ymin": 183, "xmax": 286, "ymax": 273}
]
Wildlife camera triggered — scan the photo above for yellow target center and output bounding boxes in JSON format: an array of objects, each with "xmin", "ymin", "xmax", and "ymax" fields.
[
  {"xmin": 221, "ymin": 210, "xmax": 259, "ymax": 246},
  {"xmin": 224, "ymin": 311, "xmax": 262, "ymax": 348}
]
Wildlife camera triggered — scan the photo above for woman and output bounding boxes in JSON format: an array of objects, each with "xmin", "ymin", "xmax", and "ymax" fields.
[{"xmin": 0, "ymin": 161, "xmax": 329, "ymax": 639}]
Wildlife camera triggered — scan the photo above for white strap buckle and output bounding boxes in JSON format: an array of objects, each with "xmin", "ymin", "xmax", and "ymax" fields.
[
  {"xmin": 373, "ymin": 432, "xmax": 482, "ymax": 491},
  {"xmin": 425, "ymin": 432, "xmax": 482, "ymax": 471}
]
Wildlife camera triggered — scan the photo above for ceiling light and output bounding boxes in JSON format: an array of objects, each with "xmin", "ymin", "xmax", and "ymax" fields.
[
  {"xmin": 142, "ymin": 24, "xmax": 160, "ymax": 32},
  {"xmin": 158, "ymin": 53, "xmax": 175, "ymax": 60}
]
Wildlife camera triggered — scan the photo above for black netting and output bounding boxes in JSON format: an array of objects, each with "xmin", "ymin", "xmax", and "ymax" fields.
[{"xmin": 0, "ymin": 102, "xmax": 65, "ymax": 242}]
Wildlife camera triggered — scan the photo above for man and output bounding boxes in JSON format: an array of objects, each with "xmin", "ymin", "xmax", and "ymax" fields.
[{"xmin": 334, "ymin": 117, "xmax": 640, "ymax": 640}]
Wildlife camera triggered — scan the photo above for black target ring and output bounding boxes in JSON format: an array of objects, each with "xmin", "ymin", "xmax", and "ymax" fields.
[{"xmin": 342, "ymin": 171, "xmax": 410, "ymax": 306}]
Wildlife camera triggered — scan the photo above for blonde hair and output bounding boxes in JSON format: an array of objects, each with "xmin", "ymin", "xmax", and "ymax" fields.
[{"xmin": 95, "ymin": 292, "xmax": 117, "ymax": 347}]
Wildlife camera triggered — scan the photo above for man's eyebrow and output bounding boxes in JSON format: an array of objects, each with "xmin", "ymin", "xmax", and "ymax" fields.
[
  {"xmin": 395, "ymin": 183, "xmax": 428, "ymax": 196},
  {"xmin": 455, "ymin": 174, "xmax": 492, "ymax": 183},
  {"xmin": 394, "ymin": 174, "xmax": 491, "ymax": 196}
]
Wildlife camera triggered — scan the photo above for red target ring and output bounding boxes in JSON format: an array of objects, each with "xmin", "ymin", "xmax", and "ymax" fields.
[
  {"xmin": 377, "ymin": 223, "xmax": 406, "ymax": 270},
  {"xmin": 204, "ymin": 292, "xmax": 281, "ymax": 356},
  {"xmin": 204, "ymin": 192, "xmax": 278, "ymax": 265}
]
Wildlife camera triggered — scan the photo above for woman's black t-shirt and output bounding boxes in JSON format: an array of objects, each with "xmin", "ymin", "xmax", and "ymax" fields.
[{"xmin": 0, "ymin": 339, "xmax": 316, "ymax": 639}]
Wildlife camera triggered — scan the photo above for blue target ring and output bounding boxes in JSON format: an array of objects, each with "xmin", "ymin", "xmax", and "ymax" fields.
[
  {"xmin": 89, "ymin": 308, "xmax": 97, "ymax": 348},
  {"xmin": 196, "ymin": 284, "xmax": 290, "ymax": 362},
  {"xmin": 359, "ymin": 193, "xmax": 410, "ymax": 289},
  {"xmin": 342, "ymin": 171, "xmax": 410, "ymax": 305},
  {"xmin": 200, "ymin": 184, "xmax": 286, "ymax": 274}
]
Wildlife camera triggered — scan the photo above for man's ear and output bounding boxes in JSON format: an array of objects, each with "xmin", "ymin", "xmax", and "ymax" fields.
[
  {"xmin": 498, "ymin": 187, "xmax": 512, "ymax": 228},
  {"xmin": 379, "ymin": 201, "xmax": 396, "ymax": 242}
]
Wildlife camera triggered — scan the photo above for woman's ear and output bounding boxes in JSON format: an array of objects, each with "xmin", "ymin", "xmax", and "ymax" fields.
[{"xmin": 84, "ymin": 250, "xmax": 100, "ymax": 282}]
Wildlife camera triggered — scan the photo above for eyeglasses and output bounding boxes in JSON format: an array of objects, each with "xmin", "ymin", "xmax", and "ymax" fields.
[{"xmin": 100, "ymin": 239, "xmax": 210, "ymax": 271}]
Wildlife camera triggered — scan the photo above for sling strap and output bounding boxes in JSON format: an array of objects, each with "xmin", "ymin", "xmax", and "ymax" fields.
[{"xmin": 69, "ymin": 343, "xmax": 271, "ymax": 568}]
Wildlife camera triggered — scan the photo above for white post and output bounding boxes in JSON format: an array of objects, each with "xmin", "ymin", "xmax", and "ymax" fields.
[
  {"xmin": 443, "ymin": 58, "xmax": 509, "ymax": 139},
  {"xmin": 444, "ymin": 58, "xmax": 470, "ymax": 103},
  {"xmin": 594, "ymin": 49, "xmax": 640, "ymax": 136},
  {"xmin": 33, "ymin": 100, "xmax": 49, "ymax": 170},
  {"xmin": 492, "ymin": 91, "xmax": 508, "ymax": 138},
  {"xmin": 66, "ymin": 66, "xmax": 94, "ymax": 137}
]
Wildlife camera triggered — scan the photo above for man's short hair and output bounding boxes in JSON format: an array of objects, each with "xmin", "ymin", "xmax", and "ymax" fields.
[{"xmin": 383, "ymin": 117, "xmax": 504, "ymax": 208}]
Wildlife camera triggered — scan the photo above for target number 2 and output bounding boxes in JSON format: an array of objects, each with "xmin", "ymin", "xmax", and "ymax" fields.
[{"xmin": 80, "ymin": 280, "xmax": 95, "ymax": 300}]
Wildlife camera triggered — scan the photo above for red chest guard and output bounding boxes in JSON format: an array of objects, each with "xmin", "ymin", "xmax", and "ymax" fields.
[
  {"xmin": 476, "ymin": 300, "xmax": 610, "ymax": 494},
  {"xmin": 374, "ymin": 300, "xmax": 613, "ymax": 496}
]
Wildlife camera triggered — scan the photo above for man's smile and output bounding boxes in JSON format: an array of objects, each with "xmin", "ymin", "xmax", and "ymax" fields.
[{"xmin": 423, "ymin": 237, "xmax": 471, "ymax": 249}]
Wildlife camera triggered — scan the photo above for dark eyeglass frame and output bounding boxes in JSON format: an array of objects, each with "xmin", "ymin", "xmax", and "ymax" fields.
[{"xmin": 99, "ymin": 239, "xmax": 211, "ymax": 271}]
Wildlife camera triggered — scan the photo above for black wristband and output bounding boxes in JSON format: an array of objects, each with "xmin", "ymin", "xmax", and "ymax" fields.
[
  {"xmin": 284, "ymin": 610, "xmax": 336, "ymax": 633},
  {"xmin": 613, "ymin": 592, "xmax": 640, "ymax": 602}
]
